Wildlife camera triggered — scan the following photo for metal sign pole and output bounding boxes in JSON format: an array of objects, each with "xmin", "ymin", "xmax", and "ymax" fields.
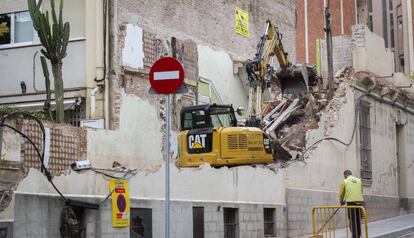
[{"xmin": 165, "ymin": 93, "xmax": 171, "ymax": 238}]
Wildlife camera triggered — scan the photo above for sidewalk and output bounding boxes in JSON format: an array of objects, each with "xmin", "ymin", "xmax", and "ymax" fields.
[{"xmin": 335, "ymin": 213, "xmax": 414, "ymax": 238}]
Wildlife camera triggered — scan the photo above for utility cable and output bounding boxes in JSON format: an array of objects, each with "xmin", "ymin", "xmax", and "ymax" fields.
[
  {"xmin": 0, "ymin": 123, "xmax": 68, "ymax": 203},
  {"xmin": 1, "ymin": 112, "xmax": 139, "ymax": 213},
  {"xmin": 96, "ymin": 168, "xmax": 133, "ymax": 206},
  {"xmin": 278, "ymin": 92, "xmax": 370, "ymax": 168}
]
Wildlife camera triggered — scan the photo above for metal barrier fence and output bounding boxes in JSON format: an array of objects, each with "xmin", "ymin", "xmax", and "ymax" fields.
[{"xmin": 312, "ymin": 206, "xmax": 368, "ymax": 238}]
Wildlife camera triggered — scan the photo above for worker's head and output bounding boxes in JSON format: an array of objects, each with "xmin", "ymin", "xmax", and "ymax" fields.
[{"xmin": 343, "ymin": 170, "xmax": 352, "ymax": 179}]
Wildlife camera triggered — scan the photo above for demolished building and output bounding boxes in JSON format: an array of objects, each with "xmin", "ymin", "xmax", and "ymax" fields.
[{"xmin": 0, "ymin": 1, "xmax": 413, "ymax": 238}]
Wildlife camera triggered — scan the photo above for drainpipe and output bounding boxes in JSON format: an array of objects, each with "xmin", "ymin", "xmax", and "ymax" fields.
[
  {"xmin": 90, "ymin": 86, "xmax": 102, "ymax": 118},
  {"xmin": 33, "ymin": 51, "xmax": 41, "ymax": 92}
]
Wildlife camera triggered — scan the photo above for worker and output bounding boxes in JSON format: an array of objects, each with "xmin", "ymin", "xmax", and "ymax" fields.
[{"xmin": 338, "ymin": 170, "xmax": 365, "ymax": 238}]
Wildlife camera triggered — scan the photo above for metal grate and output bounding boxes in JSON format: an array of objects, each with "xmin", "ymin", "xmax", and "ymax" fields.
[
  {"xmin": 64, "ymin": 100, "xmax": 86, "ymax": 127},
  {"xmin": 223, "ymin": 208, "xmax": 239, "ymax": 238},
  {"xmin": 227, "ymin": 134, "xmax": 247, "ymax": 150},
  {"xmin": 264, "ymin": 208, "xmax": 276, "ymax": 237},
  {"xmin": 192, "ymin": 207, "xmax": 204, "ymax": 238},
  {"xmin": 130, "ymin": 208, "xmax": 152, "ymax": 238},
  {"xmin": 359, "ymin": 101, "xmax": 372, "ymax": 181}
]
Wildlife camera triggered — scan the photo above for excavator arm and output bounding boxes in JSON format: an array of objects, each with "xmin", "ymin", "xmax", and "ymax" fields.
[{"xmin": 245, "ymin": 20, "xmax": 310, "ymax": 127}]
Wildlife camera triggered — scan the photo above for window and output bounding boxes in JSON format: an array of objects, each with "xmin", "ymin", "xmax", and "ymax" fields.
[
  {"xmin": 130, "ymin": 208, "xmax": 152, "ymax": 238},
  {"xmin": 0, "ymin": 11, "xmax": 35, "ymax": 46},
  {"xmin": 0, "ymin": 14, "xmax": 11, "ymax": 44},
  {"xmin": 198, "ymin": 78, "xmax": 222, "ymax": 104},
  {"xmin": 382, "ymin": 0, "xmax": 388, "ymax": 47},
  {"xmin": 264, "ymin": 208, "xmax": 276, "ymax": 237},
  {"xmin": 223, "ymin": 208, "xmax": 239, "ymax": 238},
  {"xmin": 182, "ymin": 110, "xmax": 207, "ymax": 130},
  {"xmin": 359, "ymin": 101, "xmax": 372, "ymax": 181},
  {"xmin": 209, "ymin": 107, "xmax": 235, "ymax": 128},
  {"xmin": 367, "ymin": 0, "xmax": 373, "ymax": 31},
  {"xmin": 399, "ymin": 54, "xmax": 405, "ymax": 72},
  {"xmin": 390, "ymin": 13, "xmax": 395, "ymax": 48},
  {"xmin": 193, "ymin": 207, "xmax": 204, "ymax": 238}
]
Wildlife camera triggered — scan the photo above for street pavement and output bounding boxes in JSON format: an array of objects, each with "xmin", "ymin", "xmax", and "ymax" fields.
[{"xmin": 335, "ymin": 213, "xmax": 414, "ymax": 238}]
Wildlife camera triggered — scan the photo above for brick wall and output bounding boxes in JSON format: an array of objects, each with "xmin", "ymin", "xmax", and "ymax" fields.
[
  {"xmin": 109, "ymin": 0, "xmax": 297, "ymax": 129},
  {"xmin": 320, "ymin": 35, "xmax": 353, "ymax": 80},
  {"xmin": 116, "ymin": 0, "xmax": 295, "ymax": 61},
  {"xmin": 296, "ymin": 0, "xmax": 356, "ymax": 64},
  {"xmin": 22, "ymin": 120, "xmax": 87, "ymax": 175}
]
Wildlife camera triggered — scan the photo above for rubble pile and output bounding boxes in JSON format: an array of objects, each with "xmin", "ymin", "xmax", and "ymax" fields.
[{"xmin": 264, "ymin": 67, "xmax": 354, "ymax": 159}]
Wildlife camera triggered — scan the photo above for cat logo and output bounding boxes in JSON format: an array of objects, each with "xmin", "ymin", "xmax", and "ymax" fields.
[{"xmin": 188, "ymin": 134, "xmax": 207, "ymax": 149}]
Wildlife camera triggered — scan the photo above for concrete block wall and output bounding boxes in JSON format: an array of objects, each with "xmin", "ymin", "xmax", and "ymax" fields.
[
  {"xmin": 286, "ymin": 188, "xmax": 338, "ymax": 237},
  {"xmin": 286, "ymin": 188, "xmax": 401, "ymax": 237},
  {"xmin": 320, "ymin": 35, "xmax": 353, "ymax": 80},
  {"xmin": 408, "ymin": 198, "xmax": 414, "ymax": 213},
  {"xmin": 12, "ymin": 193, "xmax": 287, "ymax": 238}
]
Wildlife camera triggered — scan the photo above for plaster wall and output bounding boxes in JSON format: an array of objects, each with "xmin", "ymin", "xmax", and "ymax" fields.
[
  {"xmin": 197, "ymin": 45, "xmax": 248, "ymax": 112},
  {"xmin": 285, "ymin": 86, "xmax": 411, "ymax": 198},
  {"xmin": 405, "ymin": 116, "xmax": 414, "ymax": 199},
  {"xmin": 13, "ymin": 93, "xmax": 285, "ymax": 205},
  {"xmin": 285, "ymin": 87, "xmax": 358, "ymax": 192},
  {"xmin": 367, "ymin": 95, "xmax": 399, "ymax": 197},
  {"xmin": 352, "ymin": 25, "xmax": 395, "ymax": 76}
]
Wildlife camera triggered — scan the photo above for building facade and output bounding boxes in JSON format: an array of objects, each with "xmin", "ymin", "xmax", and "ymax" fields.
[
  {"xmin": 357, "ymin": 0, "xmax": 414, "ymax": 76},
  {"xmin": 0, "ymin": 1, "xmax": 413, "ymax": 238},
  {"xmin": 295, "ymin": 0, "xmax": 357, "ymax": 64},
  {"xmin": 0, "ymin": 0, "xmax": 105, "ymax": 126}
]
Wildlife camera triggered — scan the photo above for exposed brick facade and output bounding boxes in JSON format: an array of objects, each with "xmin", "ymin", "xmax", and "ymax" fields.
[
  {"xmin": 296, "ymin": 0, "xmax": 356, "ymax": 64},
  {"xmin": 108, "ymin": 0, "xmax": 297, "ymax": 129},
  {"xmin": 22, "ymin": 120, "xmax": 87, "ymax": 175}
]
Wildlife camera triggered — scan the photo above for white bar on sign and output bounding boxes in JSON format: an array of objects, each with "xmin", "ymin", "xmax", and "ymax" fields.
[{"xmin": 154, "ymin": 71, "xmax": 179, "ymax": 80}]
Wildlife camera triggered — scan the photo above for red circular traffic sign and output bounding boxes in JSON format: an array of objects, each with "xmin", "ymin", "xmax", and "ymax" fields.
[{"xmin": 149, "ymin": 57, "xmax": 185, "ymax": 94}]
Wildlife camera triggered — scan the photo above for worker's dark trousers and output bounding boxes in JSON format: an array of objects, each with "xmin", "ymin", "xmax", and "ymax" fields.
[{"xmin": 347, "ymin": 202, "xmax": 362, "ymax": 238}]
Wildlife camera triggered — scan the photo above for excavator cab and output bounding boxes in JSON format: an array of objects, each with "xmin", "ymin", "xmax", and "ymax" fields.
[
  {"xmin": 180, "ymin": 104, "xmax": 237, "ymax": 131},
  {"xmin": 177, "ymin": 104, "xmax": 274, "ymax": 167}
]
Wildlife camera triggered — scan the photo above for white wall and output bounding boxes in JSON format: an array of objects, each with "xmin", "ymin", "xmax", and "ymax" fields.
[
  {"xmin": 285, "ymin": 87, "xmax": 358, "ymax": 192},
  {"xmin": 352, "ymin": 25, "xmax": 395, "ymax": 77},
  {"xmin": 0, "ymin": 41, "xmax": 86, "ymax": 95},
  {"xmin": 198, "ymin": 45, "xmax": 248, "ymax": 111},
  {"xmin": 285, "ymin": 85, "xmax": 414, "ymax": 198},
  {"xmin": 14, "ymin": 93, "xmax": 286, "ymax": 205}
]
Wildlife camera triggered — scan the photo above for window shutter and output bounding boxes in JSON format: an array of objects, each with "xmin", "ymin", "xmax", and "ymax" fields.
[{"xmin": 0, "ymin": 0, "xmax": 28, "ymax": 15}]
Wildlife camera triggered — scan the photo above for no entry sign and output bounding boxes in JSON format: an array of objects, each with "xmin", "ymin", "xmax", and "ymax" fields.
[{"xmin": 149, "ymin": 57, "xmax": 185, "ymax": 94}]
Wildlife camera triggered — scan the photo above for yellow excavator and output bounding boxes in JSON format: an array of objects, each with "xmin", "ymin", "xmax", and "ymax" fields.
[{"xmin": 177, "ymin": 20, "xmax": 312, "ymax": 167}]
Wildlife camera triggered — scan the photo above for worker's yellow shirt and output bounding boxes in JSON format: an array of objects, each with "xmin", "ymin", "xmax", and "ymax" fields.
[{"xmin": 338, "ymin": 176, "xmax": 364, "ymax": 203}]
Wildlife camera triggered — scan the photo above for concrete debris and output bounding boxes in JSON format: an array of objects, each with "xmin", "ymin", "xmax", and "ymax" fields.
[
  {"xmin": 265, "ymin": 65, "xmax": 414, "ymax": 160},
  {"xmin": 264, "ymin": 66, "xmax": 354, "ymax": 156}
]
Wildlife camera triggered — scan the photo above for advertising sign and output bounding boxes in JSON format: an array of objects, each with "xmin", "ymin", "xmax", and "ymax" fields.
[
  {"xmin": 109, "ymin": 179, "xmax": 130, "ymax": 227},
  {"xmin": 235, "ymin": 7, "xmax": 249, "ymax": 37}
]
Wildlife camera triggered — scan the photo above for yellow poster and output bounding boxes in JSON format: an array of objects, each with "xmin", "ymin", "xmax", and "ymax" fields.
[
  {"xmin": 109, "ymin": 179, "xmax": 130, "ymax": 227},
  {"xmin": 235, "ymin": 7, "xmax": 249, "ymax": 37}
]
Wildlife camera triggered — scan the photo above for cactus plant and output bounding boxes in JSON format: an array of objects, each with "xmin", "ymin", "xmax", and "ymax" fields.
[
  {"xmin": 40, "ymin": 56, "xmax": 53, "ymax": 120},
  {"xmin": 28, "ymin": 0, "xmax": 70, "ymax": 123}
]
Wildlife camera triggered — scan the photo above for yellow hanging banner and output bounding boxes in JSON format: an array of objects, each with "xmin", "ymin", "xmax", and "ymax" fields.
[
  {"xmin": 235, "ymin": 7, "xmax": 249, "ymax": 37},
  {"xmin": 109, "ymin": 179, "xmax": 130, "ymax": 227}
]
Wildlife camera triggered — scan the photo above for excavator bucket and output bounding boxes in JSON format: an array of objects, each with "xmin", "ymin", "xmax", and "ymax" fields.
[{"xmin": 276, "ymin": 64, "xmax": 316, "ymax": 97}]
